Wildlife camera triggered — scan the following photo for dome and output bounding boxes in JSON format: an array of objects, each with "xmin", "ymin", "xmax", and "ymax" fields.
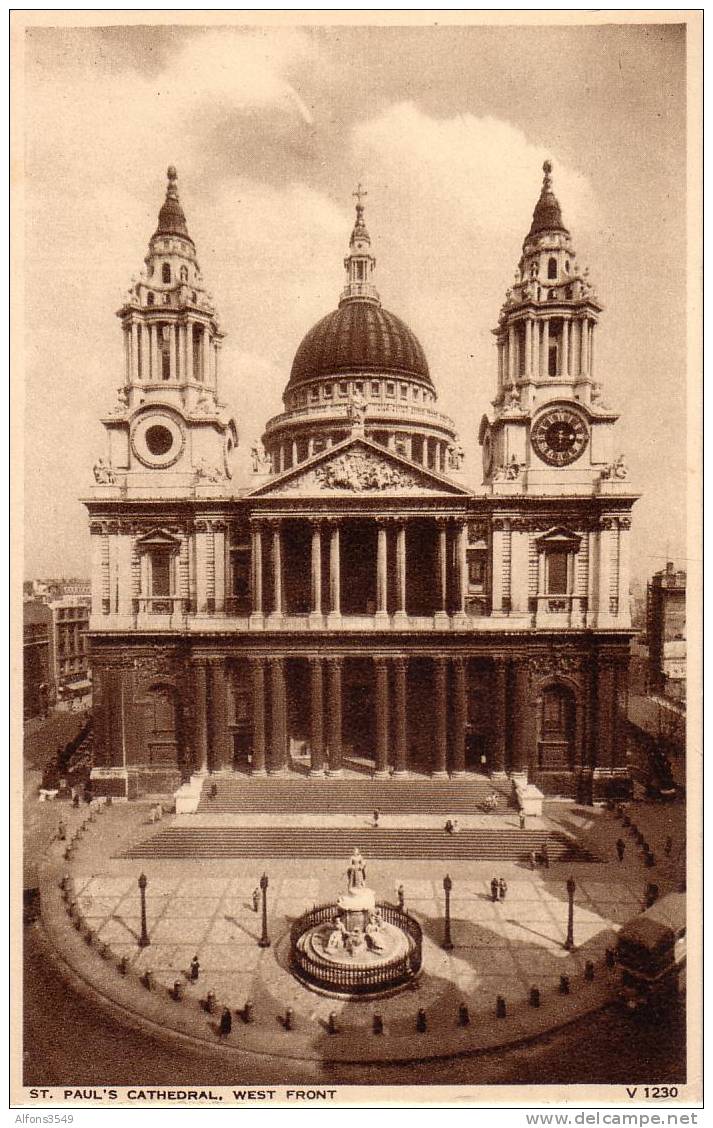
[{"xmin": 288, "ymin": 300, "xmax": 432, "ymax": 389}]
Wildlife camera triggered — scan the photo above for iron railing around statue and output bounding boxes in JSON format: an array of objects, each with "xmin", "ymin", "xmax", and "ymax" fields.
[{"xmin": 289, "ymin": 901, "xmax": 422, "ymax": 996}]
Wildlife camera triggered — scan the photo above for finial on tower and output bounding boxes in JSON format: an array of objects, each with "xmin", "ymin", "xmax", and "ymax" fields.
[
  {"xmin": 166, "ymin": 165, "xmax": 179, "ymax": 197},
  {"xmin": 155, "ymin": 165, "xmax": 191, "ymax": 241}
]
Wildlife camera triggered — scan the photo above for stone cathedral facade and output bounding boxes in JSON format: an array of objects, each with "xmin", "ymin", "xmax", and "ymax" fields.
[{"xmin": 85, "ymin": 163, "xmax": 637, "ymax": 801}]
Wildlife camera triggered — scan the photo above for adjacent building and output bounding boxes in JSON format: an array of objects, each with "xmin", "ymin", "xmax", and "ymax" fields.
[
  {"xmin": 23, "ymin": 601, "xmax": 53, "ymax": 718},
  {"xmin": 646, "ymin": 562, "xmax": 686, "ymax": 700},
  {"xmin": 85, "ymin": 163, "xmax": 637, "ymax": 801}
]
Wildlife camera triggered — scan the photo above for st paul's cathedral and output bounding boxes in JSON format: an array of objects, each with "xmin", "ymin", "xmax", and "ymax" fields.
[{"xmin": 85, "ymin": 162, "xmax": 637, "ymax": 803}]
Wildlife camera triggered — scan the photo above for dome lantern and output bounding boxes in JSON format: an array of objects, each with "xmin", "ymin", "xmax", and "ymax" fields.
[{"xmin": 340, "ymin": 183, "xmax": 380, "ymax": 306}]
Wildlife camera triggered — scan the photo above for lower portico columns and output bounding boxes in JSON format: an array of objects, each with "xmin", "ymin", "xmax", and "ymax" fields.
[
  {"xmin": 309, "ymin": 657, "xmax": 325, "ymax": 776},
  {"xmin": 511, "ymin": 658, "xmax": 530, "ymax": 777},
  {"xmin": 374, "ymin": 658, "xmax": 390, "ymax": 778},
  {"xmin": 326, "ymin": 658, "xmax": 343, "ymax": 775},
  {"xmin": 451, "ymin": 658, "xmax": 467, "ymax": 776},
  {"xmin": 491, "ymin": 658, "xmax": 508, "ymax": 776},
  {"xmin": 192, "ymin": 660, "xmax": 209, "ymax": 774},
  {"xmin": 432, "ymin": 657, "xmax": 449, "ymax": 778},
  {"xmin": 249, "ymin": 657, "xmax": 267, "ymax": 775},
  {"xmin": 208, "ymin": 659, "xmax": 232, "ymax": 772},
  {"xmin": 392, "ymin": 657, "xmax": 408, "ymax": 776},
  {"xmin": 269, "ymin": 657, "xmax": 288, "ymax": 774}
]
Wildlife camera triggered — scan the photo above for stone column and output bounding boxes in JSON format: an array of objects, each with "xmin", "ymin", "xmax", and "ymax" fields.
[
  {"xmin": 168, "ymin": 323, "xmax": 177, "ymax": 381},
  {"xmin": 541, "ymin": 318, "xmax": 550, "ymax": 377},
  {"xmin": 393, "ymin": 658, "xmax": 408, "ymax": 776},
  {"xmin": 580, "ymin": 318, "xmax": 589, "ymax": 376},
  {"xmin": 376, "ymin": 521, "xmax": 388, "ymax": 621},
  {"xmin": 491, "ymin": 658, "xmax": 508, "ymax": 776},
  {"xmin": 209, "ymin": 659, "xmax": 231, "ymax": 772},
  {"xmin": 433, "ymin": 657, "xmax": 449, "ymax": 778},
  {"xmin": 561, "ymin": 318, "xmax": 570, "ymax": 378},
  {"xmin": 250, "ymin": 522, "xmax": 263, "ymax": 624},
  {"xmin": 202, "ymin": 326, "xmax": 211, "ymax": 384},
  {"xmin": 186, "ymin": 323, "xmax": 194, "ymax": 382},
  {"xmin": 374, "ymin": 658, "xmax": 390, "ymax": 778},
  {"xmin": 451, "ymin": 658, "xmax": 467, "ymax": 776},
  {"xmin": 309, "ymin": 657, "xmax": 325, "ymax": 776},
  {"xmin": 435, "ymin": 519, "xmax": 449, "ymax": 624},
  {"xmin": 250, "ymin": 657, "xmax": 266, "ymax": 775},
  {"xmin": 271, "ymin": 521, "xmax": 283, "ymax": 618},
  {"xmin": 589, "ymin": 321, "xmax": 595, "ymax": 379},
  {"xmin": 507, "ymin": 323, "xmax": 516, "ymax": 383},
  {"xmin": 309, "ymin": 520, "xmax": 323, "ymax": 624},
  {"xmin": 192, "ymin": 661, "xmax": 209, "ymax": 774},
  {"xmin": 269, "ymin": 657, "xmax": 288, "ymax": 774},
  {"xmin": 497, "ymin": 341, "xmax": 504, "ymax": 385},
  {"xmin": 511, "ymin": 659, "xmax": 530, "ymax": 777},
  {"xmin": 524, "ymin": 318, "xmax": 532, "ymax": 378},
  {"xmin": 328, "ymin": 522, "xmax": 341, "ymax": 622},
  {"xmin": 140, "ymin": 323, "xmax": 149, "ymax": 382},
  {"xmin": 130, "ymin": 321, "xmax": 140, "ymax": 383},
  {"xmin": 394, "ymin": 522, "xmax": 407, "ymax": 624},
  {"xmin": 326, "ymin": 658, "xmax": 343, "ymax": 775},
  {"xmin": 455, "ymin": 520, "xmax": 468, "ymax": 619}
]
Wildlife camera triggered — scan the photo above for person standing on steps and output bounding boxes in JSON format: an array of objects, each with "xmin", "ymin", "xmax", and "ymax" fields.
[
  {"xmin": 541, "ymin": 841, "xmax": 550, "ymax": 869},
  {"xmin": 490, "ymin": 876, "xmax": 499, "ymax": 902},
  {"xmin": 616, "ymin": 837, "xmax": 626, "ymax": 863},
  {"xmin": 373, "ymin": 808, "xmax": 380, "ymax": 828},
  {"xmin": 519, "ymin": 811, "xmax": 526, "ymax": 830}
]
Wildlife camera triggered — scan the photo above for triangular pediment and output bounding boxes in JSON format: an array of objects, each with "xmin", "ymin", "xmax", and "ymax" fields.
[
  {"xmin": 535, "ymin": 525, "xmax": 582, "ymax": 550},
  {"xmin": 248, "ymin": 437, "xmax": 470, "ymax": 497},
  {"xmin": 135, "ymin": 528, "xmax": 182, "ymax": 550}
]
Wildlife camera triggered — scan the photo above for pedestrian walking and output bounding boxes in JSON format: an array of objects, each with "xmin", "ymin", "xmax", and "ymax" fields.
[
  {"xmin": 529, "ymin": 850, "xmax": 537, "ymax": 870},
  {"xmin": 664, "ymin": 835, "xmax": 673, "ymax": 857},
  {"xmin": 397, "ymin": 883, "xmax": 405, "ymax": 910},
  {"xmin": 219, "ymin": 1007, "xmax": 232, "ymax": 1038},
  {"xmin": 616, "ymin": 838, "xmax": 625, "ymax": 863},
  {"xmin": 57, "ymin": 819, "xmax": 67, "ymax": 842},
  {"xmin": 498, "ymin": 877, "xmax": 508, "ymax": 902},
  {"xmin": 490, "ymin": 876, "xmax": 499, "ymax": 902},
  {"xmin": 541, "ymin": 841, "xmax": 550, "ymax": 869},
  {"xmin": 190, "ymin": 955, "xmax": 200, "ymax": 982},
  {"xmin": 373, "ymin": 808, "xmax": 380, "ymax": 828},
  {"xmin": 252, "ymin": 887, "xmax": 260, "ymax": 913},
  {"xmin": 519, "ymin": 811, "xmax": 526, "ymax": 830}
]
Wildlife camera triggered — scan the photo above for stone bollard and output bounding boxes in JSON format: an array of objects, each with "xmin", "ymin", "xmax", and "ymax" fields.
[
  {"xmin": 416, "ymin": 1008, "xmax": 427, "ymax": 1033},
  {"xmin": 327, "ymin": 1011, "xmax": 339, "ymax": 1035},
  {"xmin": 64, "ymin": 847, "xmax": 73, "ymax": 861},
  {"xmin": 74, "ymin": 914, "xmax": 84, "ymax": 932},
  {"xmin": 622, "ymin": 814, "xmax": 630, "ymax": 827},
  {"xmin": 458, "ymin": 1003, "xmax": 470, "ymax": 1027},
  {"xmin": 60, "ymin": 872, "xmax": 70, "ymax": 890},
  {"xmin": 584, "ymin": 960, "xmax": 595, "ymax": 982},
  {"xmin": 242, "ymin": 1001, "xmax": 254, "ymax": 1024},
  {"xmin": 205, "ymin": 990, "xmax": 217, "ymax": 1014},
  {"xmin": 143, "ymin": 970, "xmax": 155, "ymax": 992},
  {"xmin": 84, "ymin": 929, "xmax": 94, "ymax": 947},
  {"xmin": 529, "ymin": 986, "xmax": 541, "ymax": 1008},
  {"xmin": 645, "ymin": 853, "xmax": 656, "ymax": 868},
  {"xmin": 99, "ymin": 942, "xmax": 111, "ymax": 960},
  {"xmin": 605, "ymin": 948, "xmax": 616, "ymax": 969},
  {"xmin": 172, "ymin": 980, "xmax": 185, "ymax": 1002},
  {"xmin": 559, "ymin": 974, "xmax": 570, "ymax": 995},
  {"xmin": 373, "ymin": 1014, "xmax": 384, "ymax": 1035},
  {"xmin": 68, "ymin": 900, "xmax": 78, "ymax": 920},
  {"xmin": 118, "ymin": 955, "xmax": 129, "ymax": 976},
  {"xmin": 496, "ymin": 995, "xmax": 507, "ymax": 1019},
  {"xmin": 284, "ymin": 1007, "xmax": 294, "ymax": 1031}
]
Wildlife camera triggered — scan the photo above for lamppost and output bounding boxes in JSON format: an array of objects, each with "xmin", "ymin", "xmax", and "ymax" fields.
[
  {"xmin": 138, "ymin": 872, "xmax": 150, "ymax": 948},
  {"xmin": 564, "ymin": 876, "xmax": 576, "ymax": 951},
  {"xmin": 442, "ymin": 874, "xmax": 454, "ymax": 950},
  {"xmin": 258, "ymin": 872, "xmax": 270, "ymax": 948}
]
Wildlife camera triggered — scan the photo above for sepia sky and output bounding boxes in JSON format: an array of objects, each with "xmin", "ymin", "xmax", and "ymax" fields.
[{"xmin": 21, "ymin": 19, "xmax": 688, "ymax": 583}]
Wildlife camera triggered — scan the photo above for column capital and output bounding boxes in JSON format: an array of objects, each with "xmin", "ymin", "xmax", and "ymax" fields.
[
  {"xmin": 191, "ymin": 656, "xmax": 210, "ymax": 670},
  {"xmin": 432, "ymin": 654, "xmax": 449, "ymax": 670},
  {"xmin": 393, "ymin": 656, "xmax": 409, "ymax": 673},
  {"xmin": 248, "ymin": 654, "xmax": 267, "ymax": 670},
  {"xmin": 373, "ymin": 655, "xmax": 390, "ymax": 669},
  {"xmin": 325, "ymin": 655, "xmax": 344, "ymax": 670},
  {"xmin": 267, "ymin": 655, "xmax": 285, "ymax": 669},
  {"xmin": 307, "ymin": 516, "xmax": 325, "ymax": 528},
  {"xmin": 307, "ymin": 654, "xmax": 323, "ymax": 667}
]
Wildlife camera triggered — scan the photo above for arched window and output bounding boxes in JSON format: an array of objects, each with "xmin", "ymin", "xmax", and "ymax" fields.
[
  {"xmin": 162, "ymin": 263, "xmax": 171, "ymax": 284},
  {"xmin": 146, "ymin": 292, "xmax": 155, "ymax": 306},
  {"xmin": 547, "ymin": 257, "xmax": 557, "ymax": 280}
]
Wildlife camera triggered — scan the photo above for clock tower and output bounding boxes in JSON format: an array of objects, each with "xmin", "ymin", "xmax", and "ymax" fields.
[{"xmin": 480, "ymin": 160, "xmax": 626, "ymax": 497}]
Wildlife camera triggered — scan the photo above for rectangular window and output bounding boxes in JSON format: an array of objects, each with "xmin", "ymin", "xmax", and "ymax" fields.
[
  {"xmin": 310, "ymin": 387, "xmax": 319, "ymax": 400},
  {"xmin": 386, "ymin": 382, "xmax": 395, "ymax": 397},
  {"xmin": 151, "ymin": 552, "xmax": 171, "ymax": 597},
  {"xmin": 400, "ymin": 383, "xmax": 408, "ymax": 398},
  {"xmin": 339, "ymin": 382, "xmax": 348, "ymax": 396},
  {"xmin": 371, "ymin": 381, "xmax": 380, "ymax": 396},
  {"xmin": 548, "ymin": 345, "xmax": 558, "ymax": 377},
  {"xmin": 468, "ymin": 553, "xmax": 487, "ymax": 589},
  {"xmin": 546, "ymin": 551, "xmax": 569, "ymax": 595},
  {"xmin": 324, "ymin": 384, "xmax": 332, "ymax": 398}
]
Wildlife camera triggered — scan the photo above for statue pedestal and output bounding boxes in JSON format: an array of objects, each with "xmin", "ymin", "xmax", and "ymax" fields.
[{"xmin": 337, "ymin": 886, "xmax": 376, "ymax": 931}]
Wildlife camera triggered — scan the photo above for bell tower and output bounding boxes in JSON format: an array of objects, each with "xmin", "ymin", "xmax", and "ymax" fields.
[
  {"xmin": 95, "ymin": 166, "xmax": 238, "ymax": 492},
  {"xmin": 480, "ymin": 160, "xmax": 628, "ymax": 497}
]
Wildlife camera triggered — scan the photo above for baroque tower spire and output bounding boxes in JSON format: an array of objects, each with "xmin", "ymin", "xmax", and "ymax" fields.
[{"xmin": 340, "ymin": 183, "xmax": 379, "ymax": 305}]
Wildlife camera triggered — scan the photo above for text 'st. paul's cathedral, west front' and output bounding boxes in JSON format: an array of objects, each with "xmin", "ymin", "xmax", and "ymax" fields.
[{"xmin": 85, "ymin": 162, "xmax": 637, "ymax": 803}]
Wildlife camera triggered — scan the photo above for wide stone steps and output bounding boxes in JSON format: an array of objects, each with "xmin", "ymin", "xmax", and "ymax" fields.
[
  {"xmin": 197, "ymin": 777, "xmax": 515, "ymax": 815},
  {"xmin": 123, "ymin": 827, "xmax": 597, "ymax": 862}
]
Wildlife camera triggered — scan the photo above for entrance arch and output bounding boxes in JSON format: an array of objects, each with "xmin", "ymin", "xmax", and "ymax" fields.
[{"xmin": 537, "ymin": 682, "xmax": 576, "ymax": 770}]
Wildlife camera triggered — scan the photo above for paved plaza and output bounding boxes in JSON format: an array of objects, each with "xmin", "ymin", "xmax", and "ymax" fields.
[{"xmin": 31, "ymin": 795, "xmax": 685, "ymax": 1065}]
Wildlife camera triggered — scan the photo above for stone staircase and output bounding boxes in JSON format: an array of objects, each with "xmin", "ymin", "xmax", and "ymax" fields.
[
  {"xmin": 196, "ymin": 775, "xmax": 515, "ymax": 815},
  {"xmin": 123, "ymin": 826, "xmax": 597, "ymax": 862}
]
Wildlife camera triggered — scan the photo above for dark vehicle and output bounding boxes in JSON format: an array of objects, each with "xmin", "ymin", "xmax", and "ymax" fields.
[{"xmin": 616, "ymin": 892, "xmax": 686, "ymax": 1011}]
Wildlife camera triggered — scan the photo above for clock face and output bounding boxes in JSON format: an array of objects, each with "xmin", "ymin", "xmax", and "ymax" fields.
[{"xmin": 531, "ymin": 408, "xmax": 588, "ymax": 467}]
